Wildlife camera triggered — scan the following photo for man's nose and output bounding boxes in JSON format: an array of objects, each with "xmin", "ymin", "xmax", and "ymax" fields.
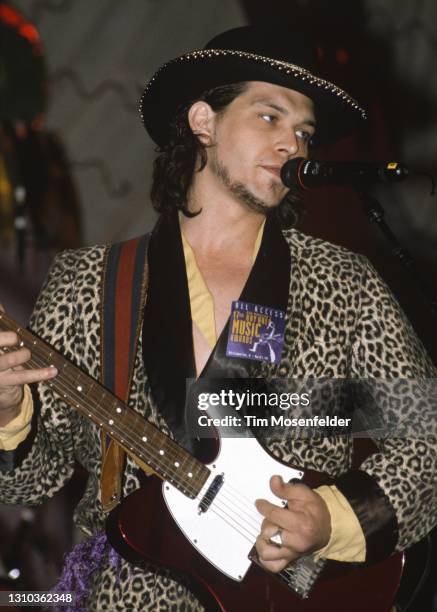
[{"xmin": 276, "ymin": 132, "xmax": 299, "ymax": 157}]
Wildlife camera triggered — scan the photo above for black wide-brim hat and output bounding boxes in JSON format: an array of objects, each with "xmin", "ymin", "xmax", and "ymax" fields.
[{"xmin": 140, "ymin": 26, "xmax": 367, "ymax": 147}]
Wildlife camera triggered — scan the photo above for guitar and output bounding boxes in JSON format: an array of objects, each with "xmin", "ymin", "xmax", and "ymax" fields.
[{"xmin": 0, "ymin": 312, "xmax": 403, "ymax": 611}]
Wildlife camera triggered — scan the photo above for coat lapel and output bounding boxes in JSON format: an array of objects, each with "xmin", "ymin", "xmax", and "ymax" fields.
[{"xmin": 142, "ymin": 211, "xmax": 196, "ymax": 443}]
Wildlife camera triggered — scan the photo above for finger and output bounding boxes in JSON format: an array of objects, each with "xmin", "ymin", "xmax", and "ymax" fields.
[
  {"xmin": 255, "ymin": 496, "xmax": 276, "ymax": 517},
  {"xmin": 260, "ymin": 517, "xmax": 280, "ymax": 540},
  {"xmin": 256, "ymin": 531, "xmax": 288, "ymax": 559},
  {"xmin": 259, "ymin": 517, "xmax": 302, "ymax": 554},
  {"xmin": 256, "ymin": 535, "xmax": 292, "ymax": 562},
  {"xmin": 255, "ymin": 497, "xmax": 284, "ymax": 520},
  {"xmin": 0, "ymin": 347, "xmax": 32, "ymax": 371},
  {"xmin": 258, "ymin": 518, "xmax": 291, "ymax": 548},
  {"xmin": 270, "ymin": 475, "xmax": 314, "ymax": 504},
  {"xmin": 256, "ymin": 499, "xmax": 304, "ymax": 533},
  {"xmin": 259, "ymin": 518, "xmax": 283, "ymax": 547},
  {"xmin": 0, "ymin": 331, "xmax": 20, "ymax": 347},
  {"xmin": 257, "ymin": 556, "xmax": 291, "ymax": 573},
  {"xmin": 256, "ymin": 528, "xmax": 300, "ymax": 567},
  {"xmin": 0, "ymin": 366, "xmax": 57, "ymax": 386},
  {"xmin": 256, "ymin": 528, "xmax": 288, "ymax": 557}
]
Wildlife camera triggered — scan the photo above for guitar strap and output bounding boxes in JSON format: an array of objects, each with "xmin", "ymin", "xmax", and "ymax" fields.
[{"xmin": 99, "ymin": 234, "xmax": 150, "ymax": 511}]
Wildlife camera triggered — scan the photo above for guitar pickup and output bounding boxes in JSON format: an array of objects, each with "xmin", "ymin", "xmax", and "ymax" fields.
[{"xmin": 198, "ymin": 474, "xmax": 224, "ymax": 514}]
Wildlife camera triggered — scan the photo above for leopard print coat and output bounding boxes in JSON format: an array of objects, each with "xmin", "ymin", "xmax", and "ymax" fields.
[{"xmin": 0, "ymin": 228, "xmax": 436, "ymax": 611}]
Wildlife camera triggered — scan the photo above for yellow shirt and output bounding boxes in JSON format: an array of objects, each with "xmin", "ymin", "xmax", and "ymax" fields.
[{"xmin": 0, "ymin": 384, "xmax": 33, "ymax": 450}]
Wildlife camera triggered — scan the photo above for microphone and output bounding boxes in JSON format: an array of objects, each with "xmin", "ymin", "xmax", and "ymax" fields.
[{"xmin": 280, "ymin": 158, "xmax": 410, "ymax": 189}]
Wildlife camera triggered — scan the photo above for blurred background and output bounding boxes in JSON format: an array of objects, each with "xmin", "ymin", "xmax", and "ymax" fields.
[{"xmin": 0, "ymin": 1, "xmax": 436, "ymax": 610}]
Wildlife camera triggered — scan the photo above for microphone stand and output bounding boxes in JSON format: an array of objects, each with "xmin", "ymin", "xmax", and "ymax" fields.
[{"xmin": 356, "ymin": 188, "xmax": 437, "ymax": 317}]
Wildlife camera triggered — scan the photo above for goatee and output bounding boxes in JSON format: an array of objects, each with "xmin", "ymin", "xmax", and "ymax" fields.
[{"xmin": 210, "ymin": 152, "xmax": 278, "ymax": 214}]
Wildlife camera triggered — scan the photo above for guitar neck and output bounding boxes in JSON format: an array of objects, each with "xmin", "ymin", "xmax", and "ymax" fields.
[{"xmin": 0, "ymin": 312, "xmax": 209, "ymax": 499}]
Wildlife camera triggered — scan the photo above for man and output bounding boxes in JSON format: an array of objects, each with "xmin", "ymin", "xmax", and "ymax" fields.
[{"xmin": 0, "ymin": 26, "xmax": 435, "ymax": 611}]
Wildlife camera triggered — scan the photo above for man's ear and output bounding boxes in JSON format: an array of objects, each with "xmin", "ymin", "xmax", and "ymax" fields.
[{"xmin": 188, "ymin": 101, "xmax": 216, "ymax": 145}]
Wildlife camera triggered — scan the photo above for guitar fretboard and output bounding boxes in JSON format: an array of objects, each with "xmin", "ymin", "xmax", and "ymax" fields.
[{"xmin": 0, "ymin": 312, "xmax": 210, "ymax": 499}]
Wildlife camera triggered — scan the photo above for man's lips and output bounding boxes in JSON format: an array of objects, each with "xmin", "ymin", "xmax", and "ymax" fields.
[{"xmin": 261, "ymin": 166, "xmax": 283, "ymax": 180}]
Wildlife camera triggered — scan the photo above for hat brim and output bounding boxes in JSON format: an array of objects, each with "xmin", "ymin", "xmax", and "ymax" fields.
[{"xmin": 140, "ymin": 49, "xmax": 367, "ymax": 147}]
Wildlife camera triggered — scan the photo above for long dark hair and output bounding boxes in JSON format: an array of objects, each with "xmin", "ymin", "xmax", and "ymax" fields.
[{"xmin": 150, "ymin": 82, "xmax": 303, "ymax": 228}]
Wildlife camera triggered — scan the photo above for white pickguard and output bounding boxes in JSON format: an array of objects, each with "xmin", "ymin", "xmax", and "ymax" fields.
[{"xmin": 163, "ymin": 437, "xmax": 303, "ymax": 581}]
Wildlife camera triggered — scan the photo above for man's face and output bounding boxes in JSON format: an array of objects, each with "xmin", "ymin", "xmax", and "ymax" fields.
[{"xmin": 205, "ymin": 81, "xmax": 316, "ymax": 214}]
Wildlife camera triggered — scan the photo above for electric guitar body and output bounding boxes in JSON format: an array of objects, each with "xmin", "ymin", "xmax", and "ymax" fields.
[{"xmin": 107, "ymin": 436, "xmax": 403, "ymax": 612}]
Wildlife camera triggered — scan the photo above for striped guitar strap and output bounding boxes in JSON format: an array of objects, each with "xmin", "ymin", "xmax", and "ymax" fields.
[{"xmin": 99, "ymin": 234, "xmax": 150, "ymax": 511}]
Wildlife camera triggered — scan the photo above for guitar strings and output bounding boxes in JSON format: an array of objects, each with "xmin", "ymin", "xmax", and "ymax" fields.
[
  {"xmin": 192, "ymin": 472, "xmax": 263, "ymax": 535},
  {"xmin": 213, "ymin": 486, "xmax": 263, "ymax": 531}
]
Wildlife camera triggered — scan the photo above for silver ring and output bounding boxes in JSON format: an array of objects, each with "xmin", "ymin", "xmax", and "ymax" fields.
[{"xmin": 269, "ymin": 529, "xmax": 283, "ymax": 548}]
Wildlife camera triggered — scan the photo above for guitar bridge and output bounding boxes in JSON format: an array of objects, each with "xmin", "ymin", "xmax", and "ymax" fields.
[
  {"xmin": 249, "ymin": 549, "xmax": 326, "ymax": 599},
  {"xmin": 277, "ymin": 555, "xmax": 327, "ymax": 598}
]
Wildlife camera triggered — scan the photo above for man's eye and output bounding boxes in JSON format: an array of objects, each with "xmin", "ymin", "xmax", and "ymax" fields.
[
  {"xmin": 260, "ymin": 114, "xmax": 277, "ymax": 123},
  {"xmin": 295, "ymin": 129, "xmax": 313, "ymax": 143}
]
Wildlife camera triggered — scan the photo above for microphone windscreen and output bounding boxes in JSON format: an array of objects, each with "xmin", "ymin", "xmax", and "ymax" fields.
[{"xmin": 280, "ymin": 157, "xmax": 305, "ymax": 189}]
